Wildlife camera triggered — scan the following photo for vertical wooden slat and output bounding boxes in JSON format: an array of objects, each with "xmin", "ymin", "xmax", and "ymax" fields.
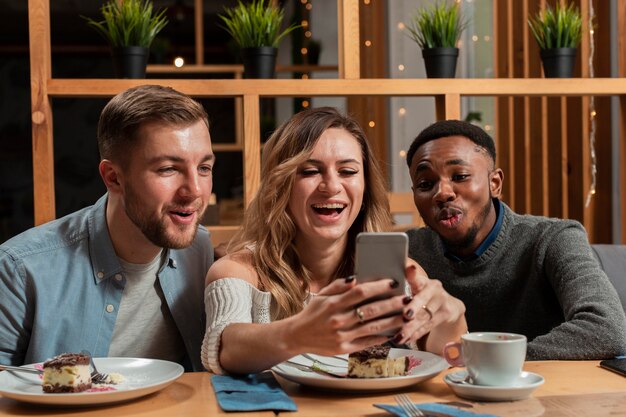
[
  {"xmin": 338, "ymin": 0, "xmax": 360, "ymax": 79},
  {"xmin": 561, "ymin": 97, "xmax": 569, "ymax": 219},
  {"xmin": 242, "ymin": 95, "xmax": 261, "ymax": 208},
  {"xmin": 28, "ymin": 0, "xmax": 55, "ymax": 225},
  {"xmin": 435, "ymin": 94, "xmax": 461, "ymax": 121},
  {"xmin": 619, "ymin": 0, "xmax": 626, "ymax": 240},
  {"xmin": 194, "ymin": 0, "xmax": 203, "ymax": 65},
  {"xmin": 522, "ymin": 0, "xmax": 532, "ymax": 213}
]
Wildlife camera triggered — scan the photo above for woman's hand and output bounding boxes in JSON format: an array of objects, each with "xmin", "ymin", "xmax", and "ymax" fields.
[
  {"xmin": 395, "ymin": 260, "xmax": 467, "ymax": 353},
  {"xmin": 283, "ymin": 276, "xmax": 408, "ymax": 356}
]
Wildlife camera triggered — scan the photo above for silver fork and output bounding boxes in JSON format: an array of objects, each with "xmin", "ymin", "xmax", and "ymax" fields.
[
  {"xmin": 80, "ymin": 350, "xmax": 110, "ymax": 384},
  {"xmin": 394, "ymin": 394, "xmax": 425, "ymax": 417}
]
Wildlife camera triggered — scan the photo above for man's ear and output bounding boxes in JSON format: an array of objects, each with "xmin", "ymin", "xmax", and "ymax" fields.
[
  {"xmin": 99, "ymin": 159, "xmax": 123, "ymax": 194},
  {"xmin": 489, "ymin": 167, "xmax": 504, "ymax": 198}
]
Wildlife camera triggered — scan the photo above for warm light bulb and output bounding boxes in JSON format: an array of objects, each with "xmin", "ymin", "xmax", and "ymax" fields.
[
  {"xmin": 174, "ymin": 57, "xmax": 184, "ymax": 67},
  {"xmin": 301, "ymin": 47, "xmax": 308, "ymax": 55},
  {"xmin": 368, "ymin": 121, "xmax": 376, "ymax": 128},
  {"xmin": 397, "ymin": 22, "xmax": 405, "ymax": 30},
  {"xmin": 365, "ymin": 40, "xmax": 372, "ymax": 47},
  {"xmin": 590, "ymin": 29, "xmax": 594, "ymax": 35},
  {"xmin": 306, "ymin": 3, "xmax": 312, "ymax": 10},
  {"xmin": 300, "ymin": 0, "xmax": 307, "ymax": 3},
  {"xmin": 364, "ymin": 0, "xmax": 371, "ymax": 4},
  {"xmin": 485, "ymin": 125, "xmax": 492, "ymax": 131},
  {"xmin": 399, "ymin": 150, "xmax": 407, "ymax": 158},
  {"xmin": 398, "ymin": 64, "xmax": 405, "ymax": 71},
  {"xmin": 398, "ymin": 107, "xmax": 406, "ymax": 116},
  {"xmin": 591, "ymin": 110, "xmax": 597, "ymax": 117},
  {"xmin": 302, "ymin": 100, "xmax": 310, "ymax": 108},
  {"xmin": 301, "ymin": 20, "xmax": 309, "ymax": 27},
  {"xmin": 305, "ymin": 31, "xmax": 312, "ymax": 38},
  {"xmin": 472, "ymin": 35, "xmax": 478, "ymax": 42},
  {"xmin": 484, "ymin": 35, "xmax": 491, "ymax": 42},
  {"xmin": 301, "ymin": 74, "xmax": 309, "ymax": 79}
]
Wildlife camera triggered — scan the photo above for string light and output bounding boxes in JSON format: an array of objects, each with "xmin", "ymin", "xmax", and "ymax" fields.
[
  {"xmin": 301, "ymin": 47, "xmax": 308, "ymax": 55},
  {"xmin": 472, "ymin": 35, "xmax": 478, "ymax": 42},
  {"xmin": 368, "ymin": 121, "xmax": 376, "ymax": 128},
  {"xmin": 585, "ymin": 0, "xmax": 597, "ymax": 207},
  {"xmin": 301, "ymin": 74, "xmax": 309, "ymax": 79},
  {"xmin": 174, "ymin": 57, "xmax": 184, "ymax": 67},
  {"xmin": 399, "ymin": 150, "xmax": 407, "ymax": 158},
  {"xmin": 306, "ymin": 3, "xmax": 312, "ymax": 10},
  {"xmin": 398, "ymin": 64, "xmax": 405, "ymax": 71},
  {"xmin": 398, "ymin": 107, "xmax": 406, "ymax": 116},
  {"xmin": 397, "ymin": 22, "xmax": 405, "ymax": 30},
  {"xmin": 305, "ymin": 30, "xmax": 312, "ymax": 38},
  {"xmin": 365, "ymin": 40, "xmax": 372, "ymax": 47},
  {"xmin": 302, "ymin": 100, "xmax": 310, "ymax": 108}
]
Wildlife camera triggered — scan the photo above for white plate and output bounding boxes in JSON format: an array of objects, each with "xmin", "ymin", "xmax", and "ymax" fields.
[
  {"xmin": 272, "ymin": 348, "xmax": 448, "ymax": 392},
  {"xmin": 0, "ymin": 358, "xmax": 183, "ymax": 406},
  {"xmin": 444, "ymin": 370, "xmax": 544, "ymax": 402}
]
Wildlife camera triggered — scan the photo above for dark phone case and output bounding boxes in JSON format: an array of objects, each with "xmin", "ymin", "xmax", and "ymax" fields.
[{"xmin": 599, "ymin": 358, "xmax": 626, "ymax": 377}]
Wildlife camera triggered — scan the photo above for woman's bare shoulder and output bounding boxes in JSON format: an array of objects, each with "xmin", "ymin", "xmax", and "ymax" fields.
[{"xmin": 205, "ymin": 249, "xmax": 259, "ymax": 287}]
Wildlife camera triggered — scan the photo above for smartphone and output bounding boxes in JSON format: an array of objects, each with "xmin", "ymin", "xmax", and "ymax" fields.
[
  {"xmin": 355, "ymin": 232, "xmax": 408, "ymax": 335},
  {"xmin": 600, "ymin": 358, "xmax": 626, "ymax": 377}
]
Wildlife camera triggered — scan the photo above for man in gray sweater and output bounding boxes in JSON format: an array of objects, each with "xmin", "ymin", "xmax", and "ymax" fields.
[{"xmin": 405, "ymin": 120, "xmax": 626, "ymax": 360}]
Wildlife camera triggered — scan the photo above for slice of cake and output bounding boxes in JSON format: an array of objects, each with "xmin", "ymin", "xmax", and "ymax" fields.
[
  {"xmin": 42, "ymin": 353, "xmax": 92, "ymax": 393},
  {"xmin": 348, "ymin": 345, "xmax": 411, "ymax": 378}
]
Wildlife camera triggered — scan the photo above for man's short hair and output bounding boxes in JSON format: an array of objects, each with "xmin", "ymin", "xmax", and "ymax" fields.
[
  {"xmin": 406, "ymin": 120, "xmax": 496, "ymax": 167},
  {"xmin": 97, "ymin": 85, "xmax": 209, "ymax": 165}
]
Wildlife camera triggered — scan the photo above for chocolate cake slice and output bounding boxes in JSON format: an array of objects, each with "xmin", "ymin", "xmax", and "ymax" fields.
[{"xmin": 42, "ymin": 353, "xmax": 92, "ymax": 393}]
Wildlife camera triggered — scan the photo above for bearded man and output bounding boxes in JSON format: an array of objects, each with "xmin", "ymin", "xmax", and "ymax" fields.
[{"xmin": 0, "ymin": 85, "xmax": 214, "ymax": 370}]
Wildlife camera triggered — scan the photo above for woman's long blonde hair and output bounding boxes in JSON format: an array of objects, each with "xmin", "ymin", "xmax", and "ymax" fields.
[{"xmin": 232, "ymin": 107, "xmax": 391, "ymax": 319}]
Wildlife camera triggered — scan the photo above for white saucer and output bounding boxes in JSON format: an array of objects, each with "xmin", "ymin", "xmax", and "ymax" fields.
[{"xmin": 444, "ymin": 370, "xmax": 544, "ymax": 402}]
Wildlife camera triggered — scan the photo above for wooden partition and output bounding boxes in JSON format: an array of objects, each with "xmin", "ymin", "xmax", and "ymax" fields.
[{"xmin": 28, "ymin": 0, "xmax": 626, "ymax": 243}]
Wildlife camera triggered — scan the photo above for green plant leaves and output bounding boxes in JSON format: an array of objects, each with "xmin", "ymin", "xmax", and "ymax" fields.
[
  {"xmin": 82, "ymin": 0, "xmax": 168, "ymax": 48},
  {"xmin": 528, "ymin": 3, "xmax": 583, "ymax": 50},
  {"xmin": 406, "ymin": 1, "xmax": 466, "ymax": 49},
  {"xmin": 218, "ymin": 0, "xmax": 300, "ymax": 48}
]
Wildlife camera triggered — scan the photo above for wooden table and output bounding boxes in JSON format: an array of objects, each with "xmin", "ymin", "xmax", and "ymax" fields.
[{"xmin": 0, "ymin": 361, "xmax": 624, "ymax": 416}]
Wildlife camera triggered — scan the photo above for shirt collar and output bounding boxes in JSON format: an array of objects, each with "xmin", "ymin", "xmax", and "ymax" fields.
[{"xmin": 443, "ymin": 198, "xmax": 503, "ymax": 262}]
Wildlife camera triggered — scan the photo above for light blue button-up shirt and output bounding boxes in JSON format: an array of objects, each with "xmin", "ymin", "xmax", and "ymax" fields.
[{"xmin": 0, "ymin": 194, "xmax": 212, "ymax": 370}]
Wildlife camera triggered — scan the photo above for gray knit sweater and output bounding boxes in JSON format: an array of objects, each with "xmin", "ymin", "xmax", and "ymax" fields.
[{"xmin": 407, "ymin": 203, "xmax": 626, "ymax": 360}]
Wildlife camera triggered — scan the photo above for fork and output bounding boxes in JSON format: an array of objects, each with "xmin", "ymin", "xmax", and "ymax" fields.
[
  {"xmin": 394, "ymin": 394, "xmax": 425, "ymax": 417},
  {"xmin": 80, "ymin": 350, "xmax": 110, "ymax": 384}
]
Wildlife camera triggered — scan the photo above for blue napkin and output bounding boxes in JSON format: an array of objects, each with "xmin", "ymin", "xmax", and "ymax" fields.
[
  {"xmin": 211, "ymin": 372, "xmax": 297, "ymax": 412},
  {"xmin": 375, "ymin": 402, "xmax": 499, "ymax": 417}
]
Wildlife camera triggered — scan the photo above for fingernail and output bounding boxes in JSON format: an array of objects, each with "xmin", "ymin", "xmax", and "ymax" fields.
[
  {"xmin": 402, "ymin": 295, "xmax": 413, "ymax": 305},
  {"xmin": 392, "ymin": 333, "xmax": 404, "ymax": 344},
  {"xmin": 390, "ymin": 279, "xmax": 399, "ymax": 289},
  {"xmin": 405, "ymin": 308, "xmax": 414, "ymax": 319},
  {"xmin": 345, "ymin": 275, "xmax": 355, "ymax": 283}
]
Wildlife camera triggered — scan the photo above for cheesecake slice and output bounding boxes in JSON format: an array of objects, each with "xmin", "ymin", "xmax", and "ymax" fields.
[
  {"xmin": 348, "ymin": 345, "xmax": 410, "ymax": 378},
  {"xmin": 42, "ymin": 353, "xmax": 92, "ymax": 393}
]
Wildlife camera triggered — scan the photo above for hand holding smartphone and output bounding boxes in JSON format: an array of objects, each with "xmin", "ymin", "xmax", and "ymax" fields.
[{"xmin": 354, "ymin": 232, "xmax": 408, "ymax": 335}]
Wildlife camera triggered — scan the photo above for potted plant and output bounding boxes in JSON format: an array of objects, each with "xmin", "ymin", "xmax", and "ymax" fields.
[
  {"xmin": 406, "ymin": 1, "xmax": 466, "ymax": 78},
  {"xmin": 83, "ymin": 0, "xmax": 168, "ymax": 79},
  {"xmin": 528, "ymin": 2, "xmax": 583, "ymax": 78},
  {"xmin": 219, "ymin": 0, "xmax": 299, "ymax": 79}
]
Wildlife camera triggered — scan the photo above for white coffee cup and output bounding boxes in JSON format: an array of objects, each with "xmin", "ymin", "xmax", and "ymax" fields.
[{"xmin": 443, "ymin": 332, "xmax": 527, "ymax": 386}]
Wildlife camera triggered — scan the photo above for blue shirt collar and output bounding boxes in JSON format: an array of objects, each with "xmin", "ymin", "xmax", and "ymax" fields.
[{"xmin": 443, "ymin": 198, "xmax": 503, "ymax": 262}]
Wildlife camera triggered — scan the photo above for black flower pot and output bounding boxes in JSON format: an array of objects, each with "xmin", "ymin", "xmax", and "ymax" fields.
[
  {"xmin": 241, "ymin": 47, "xmax": 278, "ymax": 79},
  {"xmin": 111, "ymin": 46, "xmax": 149, "ymax": 79},
  {"xmin": 422, "ymin": 47, "xmax": 459, "ymax": 78},
  {"xmin": 540, "ymin": 48, "xmax": 577, "ymax": 78}
]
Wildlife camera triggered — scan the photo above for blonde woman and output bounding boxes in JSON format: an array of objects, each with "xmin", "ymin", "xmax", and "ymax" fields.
[{"xmin": 201, "ymin": 107, "xmax": 466, "ymax": 374}]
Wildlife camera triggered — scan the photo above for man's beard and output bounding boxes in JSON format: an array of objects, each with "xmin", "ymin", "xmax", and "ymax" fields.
[
  {"xmin": 440, "ymin": 197, "xmax": 493, "ymax": 254},
  {"xmin": 124, "ymin": 185, "xmax": 204, "ymax": 249}
]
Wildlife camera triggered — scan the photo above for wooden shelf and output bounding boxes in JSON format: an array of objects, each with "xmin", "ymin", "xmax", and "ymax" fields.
[
  {"xmin": 46, "ymin": 78, "xmax": 626, "ymax": 98},
  {"xmin": 27, "ymin": 0, "xmax": 626, "ymax": 241}
]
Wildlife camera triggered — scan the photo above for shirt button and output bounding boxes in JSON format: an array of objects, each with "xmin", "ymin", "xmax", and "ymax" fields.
[
  {"xmin": 97, "ymin": 272, "xmax": 104, "ymax": 279},
  {"xmin": 106, "ymin": 304, "xmax": 115, "ymax": 313},
  {"xmin": 114, "ymin": 274, "xmax": 123, "ymax": 281}
]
